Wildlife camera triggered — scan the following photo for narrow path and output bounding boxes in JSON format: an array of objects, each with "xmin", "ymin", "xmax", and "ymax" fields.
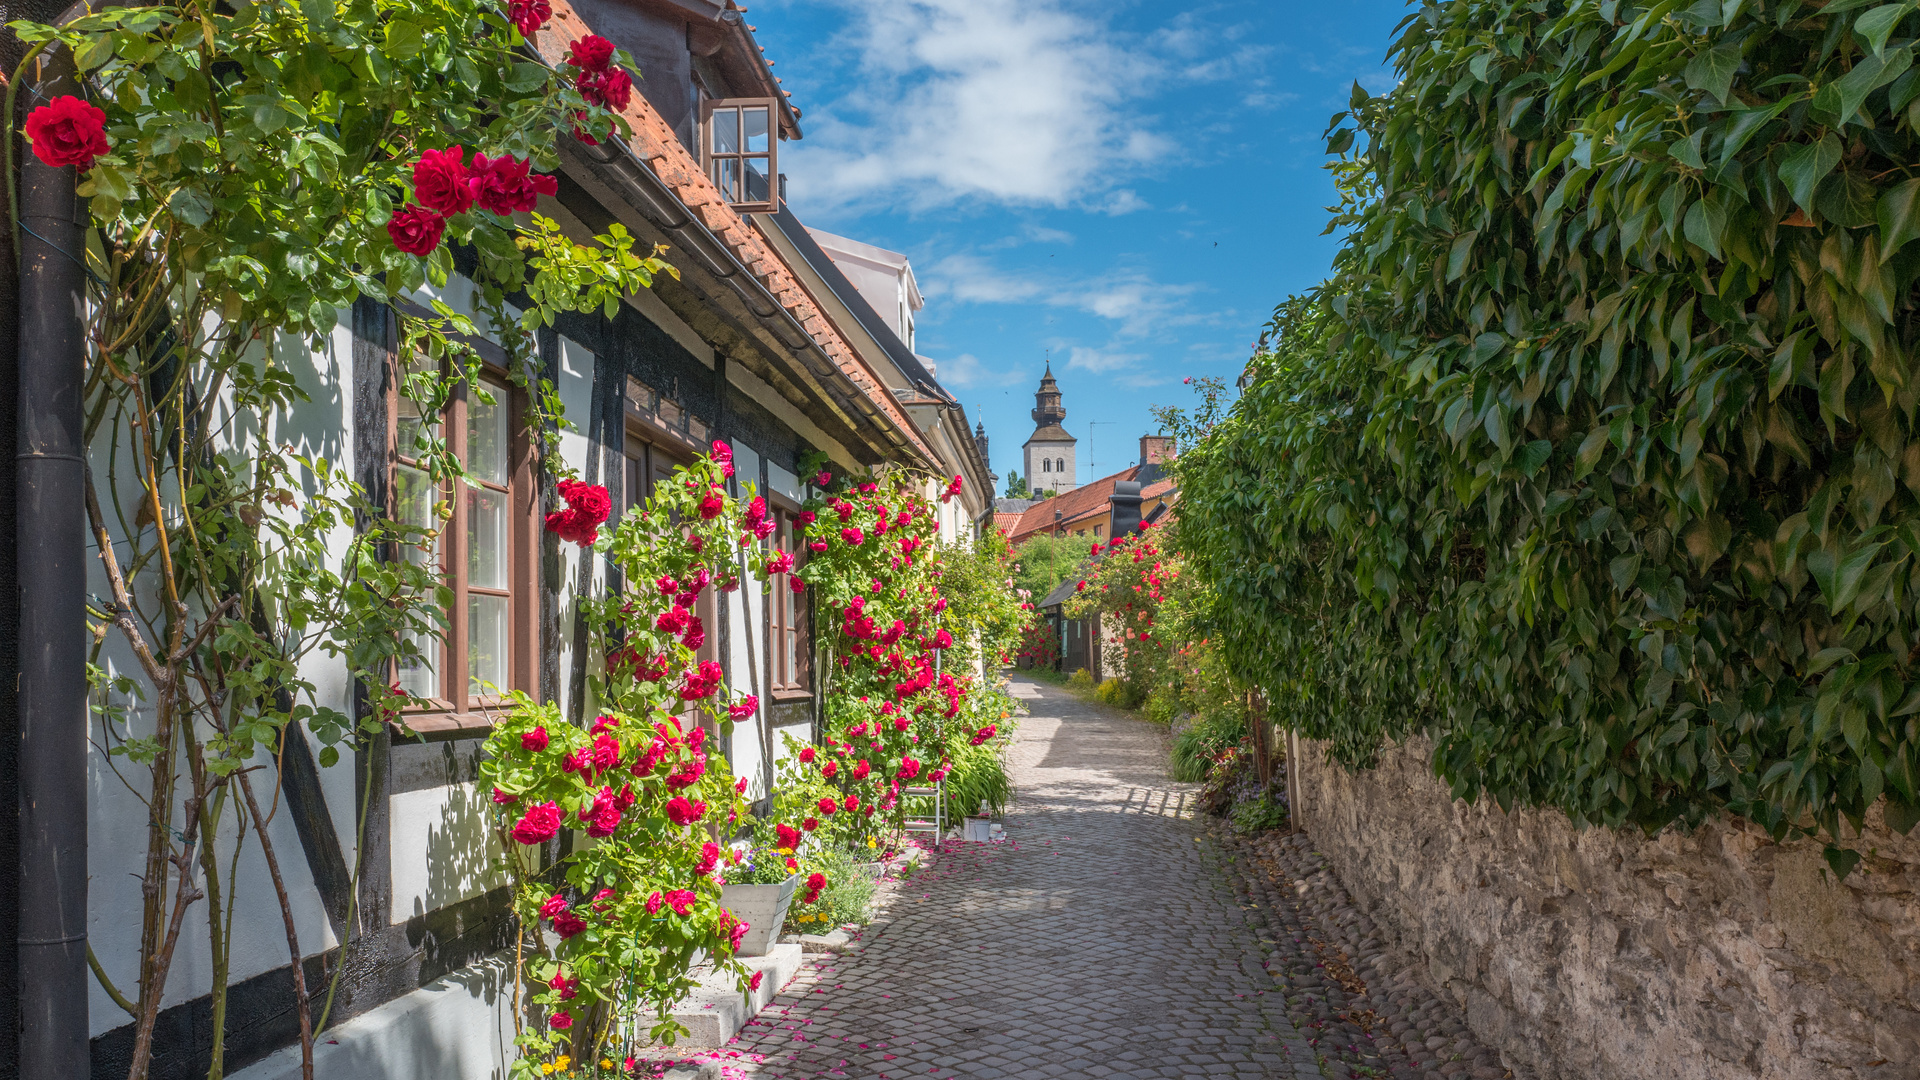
[{"xmin": 705, "ymin": 678, "xmax": 1327, "ymax": 1080}]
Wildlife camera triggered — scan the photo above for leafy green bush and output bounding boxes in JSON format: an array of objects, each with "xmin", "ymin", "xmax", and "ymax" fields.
[
  {"xmin": 1094, "ymin": 677, "xmax": 1127, "ymax": 706},
  {"xmin": 1171, "ymin": 712, "xmax": 1245, "ymax": 783},
  {"xmin": 788, "ymin": 844, "xmax": 878, "ymax": 931},
  {"xmin": 1067, "ymin": 668, "xmax": 1095, "ymax": 691},
  {"xmin": 1164, "ymin": 0, "xmax": 1920, "ymax": 864},
  {"xmin": 1230, "ymin": 795, "xmax": 1289, "ymax": 835},
  {"xmin": 1144, "ymin": 687, "xmax": 1182, "ymax": 725},
  {"xmin": 942, "ymin": 732, "xmax": 1015, "ymax": 818}
]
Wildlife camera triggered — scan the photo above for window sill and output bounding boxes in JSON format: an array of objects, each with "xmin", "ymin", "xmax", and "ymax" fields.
[
  {"xmin": 392, "ymin": 711, "xmax": 498, "ymax": 741},
  {"xmin": 770, "ymin": 689, "xmax": 813, "ymax": 704}
]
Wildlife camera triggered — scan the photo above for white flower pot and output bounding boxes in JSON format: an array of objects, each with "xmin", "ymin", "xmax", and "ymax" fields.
[
  {"xmin": 963, "ymin": 817, "xmax": 993, "ymax": 843},
  {"xmin": 720, "ymin": 874, "xmax": 800, "ymax": 957}
]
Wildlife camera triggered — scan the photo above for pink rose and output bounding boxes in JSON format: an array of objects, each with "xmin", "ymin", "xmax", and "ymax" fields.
[
  {"xmin": 549, "ymin": 1010, "xmax": 573, "ymax": 1030},
  {"xmin": 539, "ymin": 894, "xmax": 569, "ymax": 920},
  {"xmin": 664, "ymin": 889, "xmax": 698, "ymax": 916},
  {"xmin": 646, "ymin": 891, "xmax": 664, "ymax": 914},
  {"xmin": 491, "ymin": 786, "xmax": 517, "ymax": 804},
  {"xmin": 696, "ymin": 841, "xmax": 721, "ymax": 876},
  {"xmin": 728, "ymin": 695, "xmax": 759, "ymax": 721},
  {"xmin": 841, "ymin": 527, "xmax": 865, "ymax": 546},
  {"xmin": 666, "ymin": 796, "xmax": 705, "ymax": 825}
]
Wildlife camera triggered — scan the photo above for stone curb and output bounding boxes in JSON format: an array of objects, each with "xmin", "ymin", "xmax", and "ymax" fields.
[{"xmin": 1209, "ymin": 826, "xmax": 1524, "ymax": 1080}]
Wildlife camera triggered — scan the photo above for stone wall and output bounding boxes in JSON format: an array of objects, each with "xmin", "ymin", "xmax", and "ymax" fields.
[{"xmin": 1294, "ymin": 737, "xmax": 1919, "ymax": 1080}]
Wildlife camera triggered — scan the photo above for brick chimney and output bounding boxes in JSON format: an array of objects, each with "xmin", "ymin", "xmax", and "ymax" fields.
[{"xmin": 1139, "ymin": 434, "xmax": 1174, "ymax": 465}]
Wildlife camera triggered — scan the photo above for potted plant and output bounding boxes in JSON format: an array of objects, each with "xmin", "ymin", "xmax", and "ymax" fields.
[{"xmin": 720, "ymin": 843, "xmax": 801, "ymax": 957}]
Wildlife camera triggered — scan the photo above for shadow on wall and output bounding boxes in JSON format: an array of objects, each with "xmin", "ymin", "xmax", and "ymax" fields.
[
  {"xmin": 227, "ymin": 955, "xmax": 516, "ymax": 1080},
  {"xmin": 1297, "ymin": 736, "xmax": 1920, "ymax": 1080}
]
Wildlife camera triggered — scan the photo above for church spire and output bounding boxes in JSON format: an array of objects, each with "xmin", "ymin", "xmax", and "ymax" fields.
[{"xmin": 1031, "ymin": 365, "xmax": 1066, "ymax": 429}]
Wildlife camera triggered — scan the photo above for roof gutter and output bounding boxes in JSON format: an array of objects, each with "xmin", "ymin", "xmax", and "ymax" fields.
[{"xmin": 561, "ymin": 136, "xmax": 928, "ymax": 467}]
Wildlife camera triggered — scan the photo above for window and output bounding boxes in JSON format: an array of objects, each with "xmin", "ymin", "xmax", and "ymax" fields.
[
  {"xmin": 625, "ymin": 433, "xmax": 718, "ymax": 671},
  {"xmin": 393, "ymin": 363, "xmax": 534, "ymax": 723},
  {"xmin": 1040, "ymin": 459, "xmax": 1050, "ymax": 473},
  {"xmin": 1093, "ymin": 524, "xmax": 1103, "ymax": 538},
  {"xmin": 702, "ymin": 98, "xmax": 779, "ymax": 212},
  {"xmin": 768, "ymin": 508, "xmax": 810, "ymax": 695},
  {"xmin": 1056, "ymin": 458, "xmax": 1065, "ymax": 473}
]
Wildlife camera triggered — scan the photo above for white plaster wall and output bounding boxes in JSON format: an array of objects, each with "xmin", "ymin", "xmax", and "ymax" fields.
[
  {"xmin": 86, "ymin": 318, "xmax": 359, "ymax": 1035},
  {"xmin": 552, "ymin": 334, "xmax": 604, "ymax": 722},
  {"xmin": 228, "ymin": 953, "xmax": 517, "ymax": 1080},
  {"xmin": 727, "ymin": 441, "xmax": 769, "ymax": 800},
  {"xmin": 389, "ymin": 781, "xmax": 506, "ymax": 923}
]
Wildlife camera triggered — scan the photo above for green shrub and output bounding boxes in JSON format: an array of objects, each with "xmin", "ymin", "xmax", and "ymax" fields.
[
  {"xmin": 1094, "ymin": 677, "xmax": 1126, "ymax": 705},
  {"xmin": 1144, "ymin": 687, "xmax": 1181, "ymax": 725},
  {"xmin": 1230, "ymin": 795, "xmax": 1288, "ymax": 835},
  {"xmin": 1067, "ymin": 667, "xmax": 1094, "ymax": 691},
  {"xmin": 1170, "ymin": 711, "xmax": 1245, "ymax": 783},
  {"xmin": 942, "ymin": 735, "xmax": 1014, "ymax": 819},
  {"xmin": 788, "ymin": 844, "xmax": 878, "ymax": 931}
]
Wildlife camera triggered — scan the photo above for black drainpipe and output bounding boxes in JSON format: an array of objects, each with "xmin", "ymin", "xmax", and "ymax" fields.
[{"xmin": 16, "ymin": 46, "xmax": 90, "ymax": 1080}]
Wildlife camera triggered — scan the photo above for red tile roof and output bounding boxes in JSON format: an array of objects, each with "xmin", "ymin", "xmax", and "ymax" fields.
[
  {"xmin": 999, "ymin": 466, "xmax": 1141, "ymax": 543},
  {"xmin": 532, "ymin": 6, "xmax": 935, "ymax": 464}
]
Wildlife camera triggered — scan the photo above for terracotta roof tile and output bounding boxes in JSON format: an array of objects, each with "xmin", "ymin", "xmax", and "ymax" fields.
[
  {"xmin": 532, "ymin": 6, "xmax": 935, "ymax": 464},
  {"xmin": 1003, "ymin": 466, "xmax": 1140, "ymax": 543}
]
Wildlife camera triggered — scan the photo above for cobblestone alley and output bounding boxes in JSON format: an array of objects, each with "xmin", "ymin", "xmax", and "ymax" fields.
[{"xmin": 702, "ymin": 678, "xmax": 1329, "ymax": 1080}]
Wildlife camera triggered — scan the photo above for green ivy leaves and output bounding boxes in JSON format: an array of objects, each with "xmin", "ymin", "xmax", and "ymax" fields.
[{"xmin": 1172, "ymin": 0, "xmax": 1920, "ymax": 867}]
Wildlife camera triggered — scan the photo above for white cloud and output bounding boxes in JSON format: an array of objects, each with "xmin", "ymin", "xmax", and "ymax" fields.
[
  {"xmin": 934, "ymin": 352, "xmax": 1000, "ymax": 388},
  {"xmin": 1096, "ymin": 189, "xmax": 1150, "ymax": 216},
  {"xmin": 921, "ymin": 253, "xmax": 1216, "ymax": 339},
  {"xmin": 1066, "ymin": 346, "xmax": 1145, "ymax": 374},
  {"xmin": 784, "ymin": 0, "xmax": 1188, "ymax": 212}
]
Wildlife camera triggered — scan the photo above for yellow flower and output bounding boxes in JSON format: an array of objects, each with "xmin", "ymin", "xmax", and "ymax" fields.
[
  {"xmin": 601, "ymin": 1061, "xmax": 614, "ymax": 1070},
  {"xmin": 867, "ymin": 837, "xmax": 877, "ymax": 848},
  {"xmin": 541, "ymin": 1067, "xmax": 554, "ymax": 1076},
  {"xmin": 555, "ymin": 1056, "xmax": 571, "ymax": 1070}
]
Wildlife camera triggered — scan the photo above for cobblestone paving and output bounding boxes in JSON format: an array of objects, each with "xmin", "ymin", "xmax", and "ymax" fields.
[{"xmin": 681, "ymin": 679, "xmax": 1330, "ymax": 1080}]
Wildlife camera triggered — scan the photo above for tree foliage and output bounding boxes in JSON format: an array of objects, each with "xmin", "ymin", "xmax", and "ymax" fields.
[{"xmin": 1169, "ymin": 0, "xmax": 1920, "ymax": 860}]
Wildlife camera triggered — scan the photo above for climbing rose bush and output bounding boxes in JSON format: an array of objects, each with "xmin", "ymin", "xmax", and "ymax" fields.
[{"xmin": 485, "ymin": 446, "xmax": 783, "ymax": 1070}]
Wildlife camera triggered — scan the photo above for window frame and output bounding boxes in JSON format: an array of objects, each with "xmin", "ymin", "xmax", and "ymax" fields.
[
  {"xmin": 390, "ymin": 351, "xmax": 539, "ymax": 736},
  {"xmin": 765, "ymin": 500, "xmax": 811, "ymax": 698},
  {"xmin": 700, "ymin": 97, "xmax": 781, "ymax": 212}
]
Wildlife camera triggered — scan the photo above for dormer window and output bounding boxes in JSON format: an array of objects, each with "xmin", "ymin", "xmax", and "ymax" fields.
[{"xmin": 702, "ymin": 98, "xmax": 779, "ymax": 212}]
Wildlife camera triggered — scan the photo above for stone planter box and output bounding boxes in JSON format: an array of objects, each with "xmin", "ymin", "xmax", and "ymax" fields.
[{"xmin": 720, "ymin": 874, "xmax": 799, "ymax": 958}]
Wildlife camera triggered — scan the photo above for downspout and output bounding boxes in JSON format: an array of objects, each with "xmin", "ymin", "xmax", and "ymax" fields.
[{"xmin": 15, "ymin": 46, "xmax": 91, "ymax": 1080}]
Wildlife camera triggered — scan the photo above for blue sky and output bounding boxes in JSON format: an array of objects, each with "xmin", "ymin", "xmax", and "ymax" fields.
[{"xmin": 755, "ymin": 0, "xmax": 1410, "ymax": 490}]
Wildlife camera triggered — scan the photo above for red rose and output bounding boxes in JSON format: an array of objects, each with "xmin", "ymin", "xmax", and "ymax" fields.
[
  {"xmin": 852, "ymin": 759, "xmax": 871, "ymax": 781},
  {"xmin": 818, "ymin": 796, "xmax": 837, "ymax": 816},
  {"xmin": 845, "ymin": 794, "xmax": 860, "ymax": 812},
  {"xmin": 386, "ymin": 205, "xmax": 445, "ymax": 256},
  {"xmin": 806, "ymin": 872, "xmax": 826, "ymax": 891},
  {"xmin": 557, "ymin": 479, "xmax": 611, "ymax": 525},
  {"xmin": 592, "ymin": 734, "xmax": 621, "ymax": 771},
  {"xmin": 666, "ymin": 796, "xmax": 705, "ymax": 825},
  {"xmin": 506, "ymin": 0, "xmax": 550, "ymax": 37},
  {"xmin": 664, "ymin": 888, "xmax": 698, "ymax": 915},
  {"xmin": 971, "ymin": 724, "xmax": 997, "ymax": 746},
  {"xmin": 544, "ymin": 506, "xmax": 597, "ymax": 546},
  {"xmin": 820, "ymin": 760, "xmax": 837, "ymax": 779},
  {"xmin": 791, "ymin": 576, "xmax": 806, "ymax": 593},
  {"xmin": 549, "ymin": 1010, "xmax": 574, "ymax": 1030},
  {"xmin": 520, "ymin": 725, "xmax": 549, "ymax": 752},
  {"xmin": 776, "ymin": 823, "xmax": 802, "ymax": 849},
  {"xmin": 699, "ymin": 490, "xmax": 726, "ymax": 519},
  {"xmin": 411, "ymin": 146, "xmax": 473, "ymax": 216},
  {"xmin": 549, "ymin": 971, "xmax": 577, "ymax": 1000},
  {"xmin": 841, "ymin": 527, "xmax": 865, "ymax": 546},
  {"xmin": 798, "ymin": 510, "xmax": 816, "ymax": 527},
  {"xmin": 815, "ymin": 470, "xmax": 832, "ymax": 486},
  {"xmin": 539, "ymin": 894, "xmax": 569, "ymax": 920},
  {"xmin": 467, "ymin": 153, "xmax": 556, "ymax": 217},
  {"xmin": 24, "ymin": 95, "xmax": 108, "ymax": 170},
  {"xmin": 646, "ymin": 891, "xmax": 664, "ymax": 914},
  {"xmin": 656, "ymin": 606, "xmax": 691, "ymax": 634},
  {"xmin": 899, "ymin": 756, "xmax": 920, "ymax": 779},
  {"xmin": 579, "ymin": 65, "xmax": 633, "ymax": 111},
  {"xmin": 696, "ymin": 840, "xmax": 721, "ymax": 876},
  {"xmin": 749, "ymin": 970, "xmax": 764, "ymax": 991},
  {"xmin": 728, "ymin": 695, "xmax": 759, "ymax": 721},
  {"xmin": 798, "ymin": 747, "xmax": 816, "ymax": 764},
  {"xmin": 802, "ymin": 816, "xmax": 819, "ymax": 831},
  {"xmin": 552, "ymin": 911, "xmax": 587, "ymax": 938},
  {"xmin": 667, "ymin": 755, "xmax": 707, "ymax": 790},
  {"xmin": 568, "ymin": 35, "xmax": 615, "ymax": 72},
  {"xmin": 511, "ymin": 802, "xmax": 562, "ymax": 844},
  {"xmin": 491, "ymin": 786, "xmax": 517, "ymax": 804},
  {"xmin": 942, "ymin": 475, "xmax": 963, "ymax": 502}
]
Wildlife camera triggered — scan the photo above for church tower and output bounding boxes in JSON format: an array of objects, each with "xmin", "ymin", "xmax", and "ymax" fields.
[{"xmin": 1022, "ymin": 364, "xmax": 1077, "ymax": 495}]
